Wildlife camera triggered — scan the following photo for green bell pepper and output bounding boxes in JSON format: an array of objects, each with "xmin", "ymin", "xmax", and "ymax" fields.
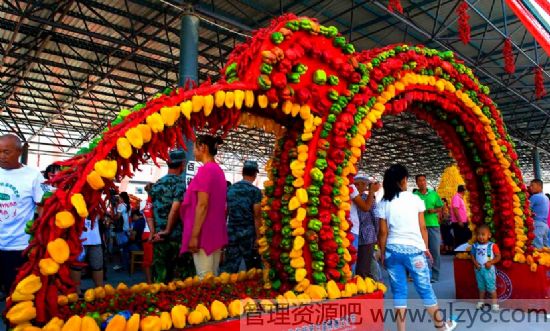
[
  {"xmin": 312, "ymin": 251, "xmax": 325, "ymax": 262},
  {"xmin": 271, "ymin": 31, "xmax": 284, "ymax": 44},
  {"xmin": 308, "ymin": 219, "xmax": 322, "ymax": 232},
  {"xmin": 313, "ymin": 272, "xmax": 327, "ymax": 283},
  {"xmin": 312, "ymin": 261, "xmax": 325, "ymax": 272},
  {"xmin": 313, "ymin": 70, "xmax": 327, "ymax": 85},
  {"xmin": 310, "ymin": 168, "xmax": 324, "ymax": 183},
  {"xmin": 307, "ymin": 186, "xmax": 320, "ymax": 196},
  {"xmin": 308, "ymin": 206, "xmax": 319, "ymax": 216}
]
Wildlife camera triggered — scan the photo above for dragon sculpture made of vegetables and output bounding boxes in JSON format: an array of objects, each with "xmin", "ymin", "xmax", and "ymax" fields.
[{"xmin": 5, "ymin": 13, "xmax": 546, "ymax": 330}]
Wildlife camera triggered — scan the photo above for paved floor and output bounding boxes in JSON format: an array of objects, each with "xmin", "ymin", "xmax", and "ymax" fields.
[{"xmin": 1, "ymin": 256, "xmax": 548, "ymax": 331}]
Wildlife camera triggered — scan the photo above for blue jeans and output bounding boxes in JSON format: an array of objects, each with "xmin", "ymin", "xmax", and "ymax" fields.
[
  {"xmin": 385, "ymin": 249, "xmax": 438, "ymax": 308},
  {"xmin": 534, "ymin": 222, "xmax": 549, "ymax": 248},
  {"xmin": 475, "ymin": 266, "xmax": 496, "ymax": 292}
]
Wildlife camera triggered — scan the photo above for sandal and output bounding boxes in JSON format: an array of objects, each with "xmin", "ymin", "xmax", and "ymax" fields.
[{"xmin": 436, "ymin": 320, "xmax": 457, "ymax": 331}]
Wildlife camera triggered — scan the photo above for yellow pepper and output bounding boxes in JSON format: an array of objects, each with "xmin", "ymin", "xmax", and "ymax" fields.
[
  {"xmin": 94, "ymin": 160, "xmax": 117, "ymax": 179},
  {"xmin": 293, "ymin": 236, "xmax": 305, "ymax": 250},
  {"xmin": 187, "ymin": 310, "xmax": 205, "ymax": 325},
  {"xmin": 94, "ymin": 286, "xmax": 106, "ymax": 299},
  {"xmin": 242, "ymin": 297, "xmax": 256, "ymax": 312},
  {"xmin": 305, "ymin": 285, "xmax": 327, "ymax": 300},
  {"xmin": 214, "ymin": 90, "xmax": 226, "ymax": 108},
  {"xmin": 39, "ymin": 258, "xmax": 59, "ymax": 275},
  {"xmin": 234, "ymin": 90, "xmax": 245, "ymax": 109},
  {"xmin": 159, "ymin": 312, "xmax": 172, "ymax": 330},
  {"xmin": 67, "ymin": 293, "xmax": 78, "ymax": 303},
  {"xmin": 12, "ymin": 323, "xmax": 31, "ymax": 331},
  {"xmin": 61, "ymin": 315, "xmax": 82, "ymax": 331},
  {"xmin": 289, "ymin": 249, "xmax": 302, "ymax": 258},
  {"xmin": 160, "ymin": 106, "xmax": 180, "ymax": 126},
  {"xmin": 47, "ymin": 238, "xmax": 70, "ymax": 264},
  {"xmin": 116, "ymin": 137, "xmax": 133, "ymax": 159},
  {"xmin": 210, "ymin": 300, "xmax": 229, "ymax": 321},
  {"xmin": 81, "ymin": 315, "xmax": 100, "ymax": 331},
  {"xmin": 11, "ymin": 291, "xmax": 34, "ymax": 302},
  {"xmin": 290, "ymin": 257, "xmax": 305, "ymax": 269},
  {"xmin": 295, "ymin": 268, "xmax": 307, "ymax": 282},
  {"xmin": 294, "ymin": 278, "xmax": 310, "ymax": 293},
  {"xmin": 377, "ymin": 282, "xmax": 387, "ymax": 293},
  {"xmin": 57, "ymin": 295, "xmax": 68, "ymax": 306},
  {"xmin": 171, "ymin": 305, "xmax": 188, "ymax": 328},
  {"xmin": 104, "ymin": 284, "xmax": 115, "ymax": 296},
  {"xmin": 126, "ymin": 314, "xmax": 140, "ymax": 331},
  {"xmin": 106, "ymin": 314, "xmax": 126, "ymax": 331},
  {"xmin": 296, "ymin": 189, "xmax": 308, "ymax": 204},
  {"xmin": 6, "ymin": 301, "xmax": 36, "ymax": 324},
  {"xmin": 297, "ymin": 293, "xmax": 311, "ymax": 305},
  {"xmin": 228, "ymin": 300, "xmax": 243, "ymax": 317},
  {"xmin": 244, "ymin": 90, "xmax": 255, "ymax": 108},
  {"xmin": 257, "ymin": 94, "xmax": 268, "ymax": 108},
  {"xmin": 326, "ymin": 280, "xmax": 341, "ymax": 299},
  {"xmin": 195, "ymin": 303, "xmax": 211, "ymax": 321},
  {"xmin": 22, "ymin": 326, "xmax": 40, "ymax": 331},
  {"xmin": 355, "ymin": 276, "xmax": 367, "ymax": 294},
  {"xmin": 14, "ymin": 274, "xmax": 41, "ymax": 295},
  {"xmin": 136, "ymin": 124, "xmax": 152, "ymax": 144},
  {"xmin": 289, "ymin": 197, "xmax": 301, "ymax": 211},
  {"xmin": 180, "ymin": 100, "xmax": 192, "ymax": 120},
  {"xmin": 43, "ymin": 317, "xmax": 65, "ymax": 331},
  {"xmin": 86, "ymin": 170, "xmax": 105, "ymax": 190},
  {"xmin": 84, "ymin": 288, "xmax": 95, "ymax": 302},
  {"xmin": 146, "ymin": 112, "xmax": 164, "ymax": 133},
  {"xmin": 55, "ymin": 211, "xmax": 75, "ymax": 229},
  {"xmin": 140, "ymin": 316, "xmax": 161, "ymax": 331},
  {"xmin": 70, "ymin": 193, "xmax": 88, "ymax": 218},
  {"xmin": 224, "ymin": 91, "xmax": 235, "ymax": 109},
  {"xmin": 125, "ymin": 127, "xmax": 144, "ymax": 149}
]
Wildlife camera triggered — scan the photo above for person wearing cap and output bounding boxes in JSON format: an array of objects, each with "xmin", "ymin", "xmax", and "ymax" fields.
[
  {"xmin": 350, "ymin": 173, "xmax": 378, "ymax": 274},
  {"xmin": 221, "ymin": 160, "xmax": 263, "ymax": 273},
  {"xmin": 355, "ymin": 175, "xmax": 381, "ymax": 279},
  {"xmin": 149, "ymin": 149, "xmax": 193, "ymax": 282},
  {"xmin": 414, "ymin": 174, "xmax": 444, "ymax": 283}
]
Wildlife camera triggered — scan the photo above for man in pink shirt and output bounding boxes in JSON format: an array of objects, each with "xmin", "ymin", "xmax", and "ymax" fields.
[{"xmin": 451, "ymin": 185, "xmax": 471, "ymax": 248}]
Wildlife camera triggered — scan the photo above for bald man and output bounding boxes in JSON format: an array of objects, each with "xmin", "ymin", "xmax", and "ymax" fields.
[{"xmin": 0, "ymin": 134, "xmax": 47, "ymax": 294}]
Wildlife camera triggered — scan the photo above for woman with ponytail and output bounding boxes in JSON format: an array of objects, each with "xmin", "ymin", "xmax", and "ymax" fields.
[
  {"xmin": 178, "ymin": 134, "xmax": 228, "ymax": 277},
  {"xmin": 377, "ymin": 164, "xmax": 457, "ymax": 331}
]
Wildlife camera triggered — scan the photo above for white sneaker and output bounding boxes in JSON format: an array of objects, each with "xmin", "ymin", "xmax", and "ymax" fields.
[
  {"xmin": 491, "ymin": 304, "xmax": 500, "ymax": 312},
  {"xmin": 437, "ymin": 320, "xmax": 458, "ymax": 331},
  {"xmin": 476, "ymin": 301, "xmax": 484, "ymax": 309}
]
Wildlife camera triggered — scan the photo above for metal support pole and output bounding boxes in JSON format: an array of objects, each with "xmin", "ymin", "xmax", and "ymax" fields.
[
  {"xmin": 21, "ymin": 142, "xmax": 29, "ymax": 165},
  {"xmin": 533, "ymin": 147, "xmax": 542, "ymax": 180},
  {"xmin": 179, "ymin": 5, "xmax": 199, "ymax": 175}
]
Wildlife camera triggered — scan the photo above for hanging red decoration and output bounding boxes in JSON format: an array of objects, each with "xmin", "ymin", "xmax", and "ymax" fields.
[
  {"xmin": 388, "ymin": 0, "xmax": 404, "ymax": 14},
  {"xmin": 534, "ymin": 67, "xmax": 547, "ymax": 99},
  {"xmin": 457, "ymin": 1, "xmax": 471, "ymax": 44},
  {"xmin": 503, "ymin": 38, "xmax": 515, "ymax": 74}
]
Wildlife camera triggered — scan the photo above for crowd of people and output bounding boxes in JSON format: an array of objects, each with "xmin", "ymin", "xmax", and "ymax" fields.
[{"xmin": 1, "ymin": 131, "xmax": 550, "ymax": 330}]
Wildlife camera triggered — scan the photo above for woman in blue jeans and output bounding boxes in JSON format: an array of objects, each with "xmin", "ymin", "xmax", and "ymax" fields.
[{"xmin": 377, "ymin": 164, "xmax": 457, "ymax": 331}]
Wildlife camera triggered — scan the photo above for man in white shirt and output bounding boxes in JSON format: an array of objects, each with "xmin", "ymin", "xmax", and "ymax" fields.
[{"xmin": 0, "ymin": 134, "xmax": 47, "ymax": 295}]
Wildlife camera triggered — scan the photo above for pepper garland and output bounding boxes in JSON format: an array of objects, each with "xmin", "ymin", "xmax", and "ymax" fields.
[
  {"xmin": 503, "ymin": 38, "xmax": 515, "ymax": 74},
  {"xmin": 457, "ymin": 1, "xmax": 471, "ymax": 45},
  {"xmin": 5, "ymin": 13, "xmax": 547, "ymax": 330},
  {"xmin": 534, "ymin": 67, "xmax": 546, "ymax": 99}
]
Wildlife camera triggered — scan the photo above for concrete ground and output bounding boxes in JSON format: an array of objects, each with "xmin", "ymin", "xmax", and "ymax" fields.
[{"xmin": 1, "ymin": 255, "xmax": 548, "ymax": 331}]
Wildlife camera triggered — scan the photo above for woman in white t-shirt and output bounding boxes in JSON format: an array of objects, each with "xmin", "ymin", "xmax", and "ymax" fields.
[{"xmin": 377, "ymin": 164, "xmax": 457, "ymax": 331}]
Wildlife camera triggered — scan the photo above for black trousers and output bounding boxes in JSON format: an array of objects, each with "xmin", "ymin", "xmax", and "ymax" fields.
[
  {"xmin": 452, "ymin": 223, "xmax": 472, "ymax": 248},
  {"xmin": 0, "ymin": 249, "xmax": 27, "ymax": 293}
]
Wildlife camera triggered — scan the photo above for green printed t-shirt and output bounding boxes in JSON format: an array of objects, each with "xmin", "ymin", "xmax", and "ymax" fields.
[{"xmin": 414, "ymin": 189, "xmax": 443, "ymax": 227}]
